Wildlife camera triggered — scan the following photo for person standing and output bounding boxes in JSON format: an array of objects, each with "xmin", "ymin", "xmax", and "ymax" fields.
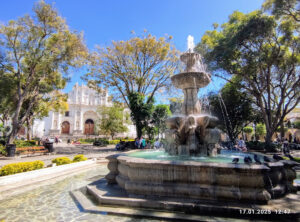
[
  {"xmin": 283, "ymin": 138, "xmax": 289, "ymax": 154},
  {"xmin": 141, "ymin": 137, "xmax": 146, "ymax": 149},
  {"xmin": 154, "ymin": 139, "xmax": 160, "ymax": 149}
]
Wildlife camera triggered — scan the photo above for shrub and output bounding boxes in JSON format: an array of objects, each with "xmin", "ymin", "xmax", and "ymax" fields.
[
  {"xmin": 294, "ymin": 121, "xmax": 300, "ymax": 129},
  {"xmin": 256, "ymin": 123, "xmax": 266, "ymax": 136},
  {"xmin": 245, "ymin": 141, "xmax": 281, "ymax": 151},
  {"xmin": 73, "ymin": 154, "xmax": 87, "ymax": 162},
  {"xmin": 14, "ymin": 140, "xmax": 37, "ymax": 148},
  {"xmin": 52, "ymin": 157, "xmax": 72, "ymax": 165},
  {"xmin": 243, "ymin": 126, "xmax": 253, "ymax": 134},
  {"xmin": 0, "ymin": 144, "xmax": 7, "ymax": 156},
  {"xmin": 79, "ymin": 138, "xmax": 95, "ymax": 144},
  {"xmin": 108, "ymin": 139, "xmax": 134, "ymax": 145},
  {"xmin": 0, "ymin": 160, "xmax": 44, "ymax": 176}
]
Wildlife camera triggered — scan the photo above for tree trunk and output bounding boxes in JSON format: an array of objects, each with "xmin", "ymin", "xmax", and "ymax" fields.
[
  {"xmin": 265, "ymin": 131, "xmax": 275, "ymax": 152},
  {"xmin": 26, "ymin": 119, "xmax": 32, "ymax": 141},
  {"xmin": 136, "ymin": 124, "xmax": 142, "ymax": 138},
  {"xmin": 7, "ymin": 121, "xmax": 21, "ymax": 144},
  {"xmin": 280, "ymin": 120, "xmax": 285, "ymax": 139}
]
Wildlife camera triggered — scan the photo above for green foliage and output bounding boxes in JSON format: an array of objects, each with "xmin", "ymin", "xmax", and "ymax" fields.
[
  {"xmin": 243, "ymin": 126, "xmax": 254, "ymax": 134},
  {"xmin": 96, "ymin": 138, "xmax": 109, "ymax": 145},
  {"xmin": 0, "ymin": 160, "xmax": 44, "ymax": 176},
  {"xmin": 0, "ymin": 0, "xmax": 88, "ymax": 144},
  {"xmin": 85, "ymin": 31, "xmax": 178, "ymax": 106},
  {"xmin": 97, "ymin": 103, "xmax": 128, "ymax": 139},
  {"xmin": 14, "ymin": 140, "xmax": 37, "ymax": 148},
  {"xmin": 0, "ymin": 144, "xmax": 7, "ymax": 156},
  {"xmin": 209, "ymin": 77, "xmax": 257, "ymax": 141},
  {"xmin": 128, "ymin": 92, "xmax": 154, "ymax": 138},
  {"xmin": 276, "ymin": 126, "xmax": 288, "ymax": 132},
  {"xmin": 197, "ymin": 9, "xmax": 300, "ymax": 149},
  {"xmin": 52, "ymin": 157, "xmax": 72, "ymax": 166},
  {"xmin": 72, "ymin": 154, "xmax": 87, "ymax": 162},
  {"xmin": 151, "ymin": 104, "xmax": 171, "ymax": 138},
  {"xmin": 294, "ymin": 121, "xmax": 300, "ymax": 129},
  {"xmin": 79, "ymin": 138, "xmax": 96, "ymax": 144},
  {"xmin": 263, "ymin": 0, "xmax": 300, "ymax": 23},
  {"xmin": 246, "ymin": 141, "xmax": 281, "ymax": 151},
  {"xmin": 108, "ymin": 139, "xmax": 135, "ymax": 145},
  {"xmin": 256, "ymin": 123, "xmax": 267, "ymax": 136}
]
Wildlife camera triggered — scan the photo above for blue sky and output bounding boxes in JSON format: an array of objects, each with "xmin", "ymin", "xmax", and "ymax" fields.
[{"xmin": 0, "ymin": 0, "xmax": 264, "ymax": 99}]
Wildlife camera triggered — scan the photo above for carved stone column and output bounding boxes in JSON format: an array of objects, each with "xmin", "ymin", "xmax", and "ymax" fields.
[{"xmin": 182, "ymin": 88, "xmax": 201, "ymax": 115}]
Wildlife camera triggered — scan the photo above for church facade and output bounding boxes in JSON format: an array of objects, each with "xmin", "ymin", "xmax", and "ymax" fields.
[{"xmin": 31, "ymin": 83, "xmax": 136, "ymax": 138}]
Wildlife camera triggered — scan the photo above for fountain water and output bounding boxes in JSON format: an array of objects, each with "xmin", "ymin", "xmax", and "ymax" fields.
[
  {"xmin": 97, "ymin": 36, "xmax": 298, "ymax": 207},
  {"xmin": 165, "ymin": 36, "xmax": 220, "ymax": 156}
]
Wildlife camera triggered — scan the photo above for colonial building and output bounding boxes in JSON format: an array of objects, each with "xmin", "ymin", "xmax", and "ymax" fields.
[{"xmin": 31, "ymin": 83, "xmax": 136, "ymax": 138}]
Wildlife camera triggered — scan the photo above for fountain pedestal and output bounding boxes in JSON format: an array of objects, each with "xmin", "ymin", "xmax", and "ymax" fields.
[{"xmin": 165, "ymin": 52, "xmax": 220, "ymax": 156}]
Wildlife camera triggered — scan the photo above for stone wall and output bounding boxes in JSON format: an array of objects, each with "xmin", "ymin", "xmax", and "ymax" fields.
[{"xmin": 105, "ymin": 154, "xmax": 298, "ymax": 204}]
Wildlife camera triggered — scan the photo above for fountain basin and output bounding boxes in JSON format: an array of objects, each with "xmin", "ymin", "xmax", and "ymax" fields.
[
  {"xmin": 171, "ymin": 72, "xmax": 211, "ymax": 89},
  {"xmin": 105, "ymin": 151, "xmax": 298, "ymax": 204}
]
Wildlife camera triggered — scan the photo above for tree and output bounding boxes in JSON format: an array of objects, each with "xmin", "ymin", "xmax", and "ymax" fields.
[
  {"xmin": 128, "ymin": 92, "xmax": 154, "ymax": 138},
  {"xmin": 86, "ymin": 32, "xmax": 178, "ymax": 106},
  {"xmin": 244, "ymin": 126, "xmax": 254, "ymax": 134},
  {"xmin": 208, "ymin": 76, "xmax": 256, "ymax": 142},
  {"xmin": 294, "ymin": 121, "xmax": 300, "ymax": 129},
  {"xmin": 243, "ymin": 126, "xmax": 254, "ymax": 140},
  {"xmin": 0, "ymin": 66, "xmax": 16, "ymax": 129},
  {"xmin": 197, "ymin": 10, "xmax": 299, "ymax": 150},
  {"xmin": 263, "ymin": 0, "xmax": 300, "ymax": 23},
  {"xmin": 0, "ymin": 1, "xmax": 87, "ymax": 144},
  {"xmin": 85, "ymin": 33, "xmax": 178, "ymax": 137},
  {"xmin": 20, "ymin": 91, "xmax": 68, "ymax": 140},
  {"xmin": 256, "ymin": 123, "xmax": 267, "ymax": 139},
  {"xmin": 97, "ymin": 103, "xmax": 129, "ymax": 139},
  {"xmin": 151, "ymin": 104, "xmax": 171, "ymax": 139}
]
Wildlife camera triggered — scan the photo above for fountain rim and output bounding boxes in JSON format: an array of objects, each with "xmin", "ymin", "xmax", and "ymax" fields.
[
  {"xmin": 171, "ymin": 71, "xmax": 211, "ymax": 89},
  {"xmin": 179, "ymin": 51, "xmax": 201, "ymax": 58},
  {"xmin": 106, "ymin": 151, "xmax": 284, "ymax": 171}
]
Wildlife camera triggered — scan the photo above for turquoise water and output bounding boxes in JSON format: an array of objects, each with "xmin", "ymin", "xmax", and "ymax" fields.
[{"xmin": 128, "ymin": 149, "xmax": 264, "ymax": 164}]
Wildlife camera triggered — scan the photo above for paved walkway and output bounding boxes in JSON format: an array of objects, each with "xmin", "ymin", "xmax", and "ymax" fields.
[
  {"xmin": 1, "ymin": 143, "xmax": 300, "ymax": 168},
  {"xmin": 0, "ymin": 143, "xmax": 119, "ymax": 167}
]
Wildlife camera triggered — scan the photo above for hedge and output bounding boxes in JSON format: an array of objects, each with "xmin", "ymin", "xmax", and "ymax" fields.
[
  {"xmin": 73, "ymin": 154, "xmax": 87, "ymax": 162},
  {"xmin": 80, "ymin": 138, "xmax": 135, "ymax": 145},
  {"xmin": 245, "ymin": 141, "xmax": 281, "ymax": 151},
  {"xmin": 52, "ymin": 155, "xmax": 88, "ymax": 165},
  {"xmin": 52, "ymin": 157, "xmax": 72, "ymax": 166},
  {"xmin": 14, "ymin": 140, "xmax": 38, "ymax": 148},
  {"xmin": 0, "ymin": 144, "xmax": 7, "ymax": 156},
  {"xmin": 109, "ymin": 139, "xmax": 135, "ymax": 145},
  {"xmin": 0, "ymin": 160, "xmax": 44, "ymax": 176}
]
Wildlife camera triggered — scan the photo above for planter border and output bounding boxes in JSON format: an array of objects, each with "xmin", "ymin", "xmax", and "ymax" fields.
[{"xmin": 0, "ymin": 159, "xmax": 99, "ymax": 200}]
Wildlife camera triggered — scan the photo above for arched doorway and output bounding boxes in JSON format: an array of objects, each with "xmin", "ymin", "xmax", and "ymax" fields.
[
  {"xmin": 84, "ymin": 119, "xmax": 94, "ymax": 135},
  {"xmin": 61, "ymin": 121, "xmax": 70, "ymax": 134}
]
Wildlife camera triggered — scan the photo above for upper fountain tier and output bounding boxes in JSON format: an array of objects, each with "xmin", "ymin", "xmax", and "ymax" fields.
[{"xmin": 171, "ymin": 51, "xmax": 211, "ymax": 90}]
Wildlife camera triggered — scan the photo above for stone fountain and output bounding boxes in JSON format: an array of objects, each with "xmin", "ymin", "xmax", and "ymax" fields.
[
  {"xmin": 80, "ymin": 37, "xmax": 299, "ymax": 220},
  {"xmin": 164, "ymin": 48, "xmax": 220, "ymax": 156}
]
